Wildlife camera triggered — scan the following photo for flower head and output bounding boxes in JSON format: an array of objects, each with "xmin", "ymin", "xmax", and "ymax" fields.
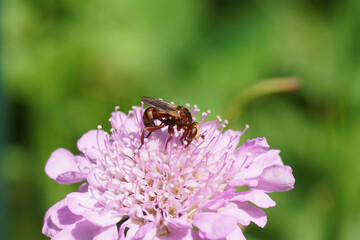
[{"xmin": 43, "ymin": 103, "xmax": 295, "ymax": 240}]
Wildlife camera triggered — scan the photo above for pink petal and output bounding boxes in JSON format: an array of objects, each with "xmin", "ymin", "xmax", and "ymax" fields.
[
  {"xmin": 193, "ymin": 212, "xmax": 238, "ymax": 239},
  {"xmin": 236, "ymin": 137, "xmax": 270, "ymax": 161},
  {"xmin": 75, "ymin": 155, "xmax": 93, "ymax": 177},
  {"xmin": 201, "ymin": 189, "xmax": 275, "ymax": 211},
  {"xmin": 45, "ymin": 148, "xmax": 85, "ymax": 184},
  {"xmin": 56, "ymin": 172, "xmax": 86, "ymax": 185},
  {"xmin": 241, "ymin": 150, "xmax": 283, "ymax": 179},
  {"xmin": 42, "ymin": 215, "xmax": 62, "ymax": 238},
  {"xmin": 52, "ymin": 220, "xmax": 117, "ymax": 240},
  {"xmin": 226, "ymin": 226, "xmax": 246, "ymax": 240},
  {"xmin": 110, "ymin": 111, "xmax": 130, "ymax": 132},
  {"xmin": 200, "ymin": 198, "xmax": 227, "ymax": 211},
  {"xmin": 163, "ymin": 215, "xmax": 192, "ymax": 239},
  {"xmin": 66, "ymin": 191, "xmax": 99, "ymax": 215},
  {"xmin": 157, "ymin": 229, "xmax": 203, "ymax": 240},
  {"xmin": 254, "ymin": 165, "xmax": 295, "ymax": 192},
  {"xmin": 83, "ymin": 209, "xmax": 123, "ymax": 227},
  {"xmin": 231, "ymin": 190, "xmax": 276, "ymax": 208},
  {"xmin": 93, "ymin": 225, "xmax": 118, "ymax": 240},
  {"xmin": 221, "ymin": 202, "xmax": 267, "ymax": 228},
  {"xmin": 77, "ymin": 183, "xmax": 89, "ymax": 193},
  {"xmin": 86, "ymin": 170, "xmax": 106, "ymax": 190},
  {"xmin": 227, "ymin": 178, "xmax": 258, "ymax": 188},
  {"xmin": 118, "ymin": 220, "xmax": 140, "ymax": 240},
  {"xmin": 111, "ymin": 110, "xmax": 141, "ymax": 134},
  {"xmin": 51, "ymin": 204, "xmax": 83, "ymax": 229},
  {"xmin": 77, "ymin": 130, "xmax": 106, "ymax": 160},
  {"xmin": 42, "ymin": 199, "xmax": 66, "ymax": 237},
  {"xmin": 133, "ymin": 222, "xmax": 157, "ymax": 240}
]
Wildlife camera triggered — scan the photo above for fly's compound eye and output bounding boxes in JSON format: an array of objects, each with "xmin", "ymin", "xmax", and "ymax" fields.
[{"xmin": 186, "ymin": 123, "xmax": 200, "ymax": 141}]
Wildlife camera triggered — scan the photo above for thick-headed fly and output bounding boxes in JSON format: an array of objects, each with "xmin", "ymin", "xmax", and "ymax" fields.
[{"xmin": 138, "ymin": 96, "xmax": 204, "ymax": 151}]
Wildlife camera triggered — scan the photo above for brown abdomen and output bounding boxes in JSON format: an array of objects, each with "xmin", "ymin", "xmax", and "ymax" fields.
[{"xmin": 143, "ymin": 107, "xmax": 155, "ymax": 127}]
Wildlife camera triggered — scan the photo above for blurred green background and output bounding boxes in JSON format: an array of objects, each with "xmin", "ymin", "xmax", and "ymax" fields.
[{"xmin": 1, "ymin": 0, "xmax": 360, "ymax": 239}]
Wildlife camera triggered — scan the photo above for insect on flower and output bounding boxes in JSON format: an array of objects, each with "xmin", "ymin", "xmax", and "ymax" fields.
[
  {"xmin": 43, "ymin": 102, "xmax": 295, "ymax": 240},
  {"xmin": 138, "ymin": 96, "xmax": 204, "ymax": 151}
]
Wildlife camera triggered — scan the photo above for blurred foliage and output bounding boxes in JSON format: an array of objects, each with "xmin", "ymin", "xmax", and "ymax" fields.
[{"xmin": 1, "ymin": 0, "xmax": 360, "ymax": 239}]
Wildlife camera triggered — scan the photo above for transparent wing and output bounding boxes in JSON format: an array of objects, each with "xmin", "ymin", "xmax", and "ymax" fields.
[{"xmin": 141, "ymin": 96, "xmax": 179, "ymax": 116}]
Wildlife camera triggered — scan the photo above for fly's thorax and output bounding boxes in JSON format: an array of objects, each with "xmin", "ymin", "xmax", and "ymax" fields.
[{"xmin": 178, "ymin": 106, "xmax": 192, "ymax": 125}]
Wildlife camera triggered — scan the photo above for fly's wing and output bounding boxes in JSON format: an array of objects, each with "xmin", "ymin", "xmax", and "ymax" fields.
[{"xmin": 141, "ymin": 96, "xmax": 180, "ymax": 117}]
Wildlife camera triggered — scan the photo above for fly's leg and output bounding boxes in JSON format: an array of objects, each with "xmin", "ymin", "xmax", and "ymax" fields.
[
  {"xmin": 138, "ymin": 124, "xmax": 164, "ymax": 152},
  {"xmin": 179, "ymin": 127, "xmax": 189, "ymax": 146},
  {"xmin": 165, "ymin": 126, "xmax": 175, "ymax": 152}
]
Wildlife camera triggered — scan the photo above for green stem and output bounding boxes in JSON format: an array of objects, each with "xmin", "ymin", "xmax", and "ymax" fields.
[{"xmin": 224, "ymin": 77, "xmax": 300, "ymax": 123}]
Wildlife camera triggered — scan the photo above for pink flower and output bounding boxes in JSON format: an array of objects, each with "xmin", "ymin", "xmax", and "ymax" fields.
[{"xmin": 43, "ymin": 104, "xmax": 295, "ymax": 240}]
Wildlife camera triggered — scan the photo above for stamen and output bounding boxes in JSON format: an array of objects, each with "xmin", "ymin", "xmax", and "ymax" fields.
[
  {"xmin": 191, "ymin": 105, "xmax": 200, "ymax": 116},
  {"xmin": 200, "ymin": 111, "xmax": 210, "ymax": 125}
]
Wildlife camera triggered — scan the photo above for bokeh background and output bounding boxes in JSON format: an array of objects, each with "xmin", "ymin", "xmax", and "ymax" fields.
[{"xmin": 1, "ymin": 0, "xmax": 360, "ymax": 239}]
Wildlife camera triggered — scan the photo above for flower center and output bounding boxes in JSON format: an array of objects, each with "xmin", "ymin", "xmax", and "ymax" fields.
[{"xmin": 87, "ymin": 106, "xmax": 239, "ymax": 225}]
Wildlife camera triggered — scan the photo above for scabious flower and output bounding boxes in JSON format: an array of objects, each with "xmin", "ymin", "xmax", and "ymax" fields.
[{"xmin": 42, "ymin": 104, "xmax": 295, "ymax": 240}]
